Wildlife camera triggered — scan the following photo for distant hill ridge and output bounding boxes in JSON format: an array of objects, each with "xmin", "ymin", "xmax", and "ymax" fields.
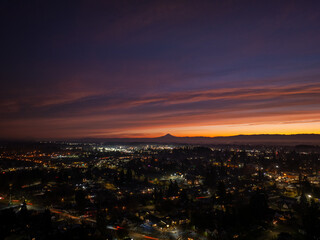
[{"xmin": 79, "ymin": 133, "xmax": 320, "ymax": 145}]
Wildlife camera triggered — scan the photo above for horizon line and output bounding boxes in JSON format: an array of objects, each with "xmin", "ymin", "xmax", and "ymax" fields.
[{"xmin": 1, "ymin": 132, "xmax": 320, "ymax": 142}]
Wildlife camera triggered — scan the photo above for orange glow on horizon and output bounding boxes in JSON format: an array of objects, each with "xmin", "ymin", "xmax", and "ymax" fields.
[{"xmin": 90, "ymin": 121, "xmax": 320, "ymax": 139}]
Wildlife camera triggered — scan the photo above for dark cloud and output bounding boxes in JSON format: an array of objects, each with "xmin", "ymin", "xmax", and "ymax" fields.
[{"xmin": 1, "ymin": 0, "xmax": 320, "ymax": 138}]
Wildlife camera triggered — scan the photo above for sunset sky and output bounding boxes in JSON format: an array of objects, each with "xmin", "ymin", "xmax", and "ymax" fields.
[{"xmin": 1, "ymin": 0, "xmax": 320, "ymax": 139}]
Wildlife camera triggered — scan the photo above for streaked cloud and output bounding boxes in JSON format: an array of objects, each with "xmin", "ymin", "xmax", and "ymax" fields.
[{"xmin": 0, "ymin": 0, "xmax": 320, "ymax": 139}]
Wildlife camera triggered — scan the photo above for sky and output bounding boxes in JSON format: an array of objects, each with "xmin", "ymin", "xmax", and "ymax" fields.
[{"xmin": 1, "ymin": 0, "xmax": 320, "ymax": 139}]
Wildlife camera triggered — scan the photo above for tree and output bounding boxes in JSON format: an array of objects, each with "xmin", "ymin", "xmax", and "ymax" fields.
[
  {"xmin": 302, "ymin": 203, "xmax": 320, "ymax": 239},
  {"xmin": 126, "ymin": 169, "xmax": 133, "ymax": 182},
  {"xmin": 75, "ymin": 190, "xmax": 87, "ymax": 213},
  {"xmin": 249, "ymin": 190, "xmax": 269, "ymax": 221},
  {"xmin": 96, "ymin": 208, "xmax": 107, "ymax": 236},
  {"xmin": 216, "ymin": 181, "xmax": 226, "ymax": 206}
]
